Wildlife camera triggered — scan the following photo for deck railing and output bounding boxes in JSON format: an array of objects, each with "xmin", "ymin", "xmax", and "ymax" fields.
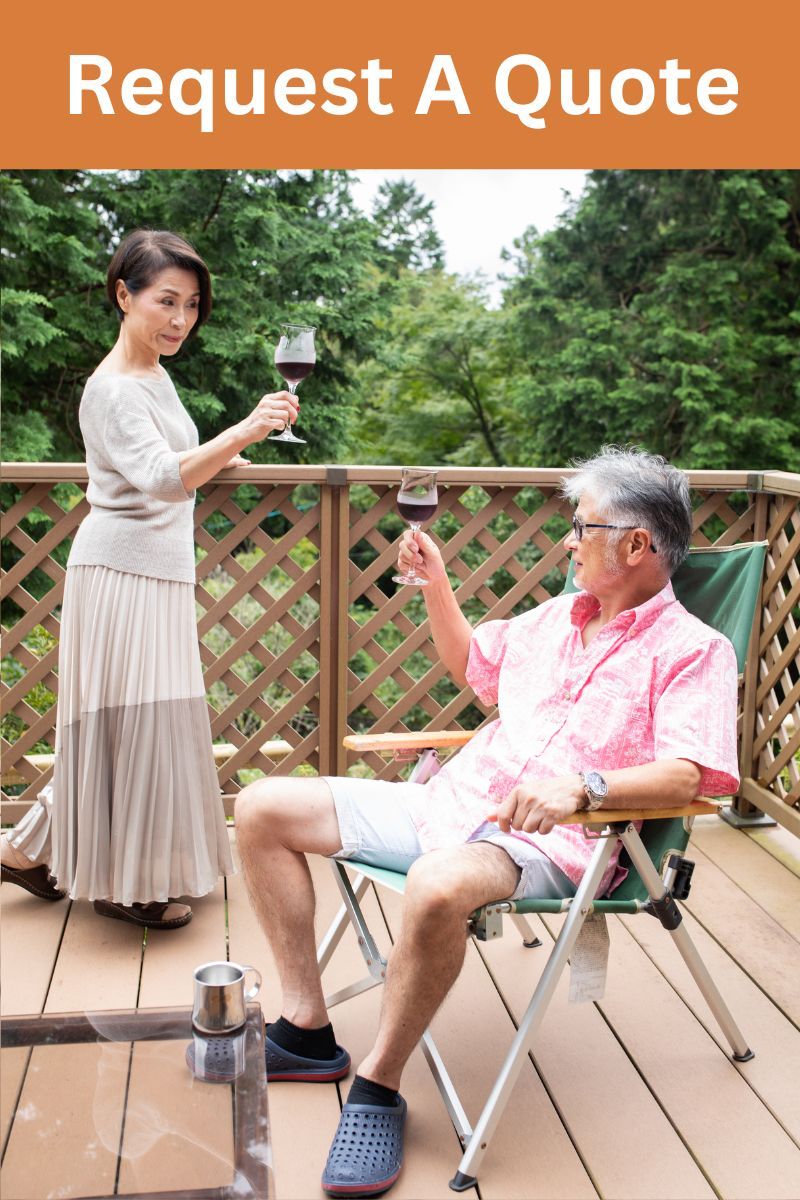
[{"xmin": 2, "ymin": 465, "xmax": 798, "ymax": 833}]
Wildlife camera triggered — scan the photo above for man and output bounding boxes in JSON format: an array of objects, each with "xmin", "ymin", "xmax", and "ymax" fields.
[{"xmin": 236, "ymin": 446, "xmax": 740, "ymax": 1197}]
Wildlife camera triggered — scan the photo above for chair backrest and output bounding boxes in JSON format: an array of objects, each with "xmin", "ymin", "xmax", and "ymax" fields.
[{"xmin": 562, "ymin": 541, "xmax": 767, "ymax": 899}]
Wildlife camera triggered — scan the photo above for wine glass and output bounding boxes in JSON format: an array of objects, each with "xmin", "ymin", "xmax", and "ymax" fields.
[
  {"xmin": 392, "ymin": 468, "xmax": 439, "ymax": 587},
  {"xmin": 271, "ymin": 323, "xmax": 316, "ymax": 444}
]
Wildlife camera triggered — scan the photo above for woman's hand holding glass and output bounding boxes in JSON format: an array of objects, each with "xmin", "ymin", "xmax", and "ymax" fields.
[{"xmin": 239, "ymin": 391, "xmax": 299, "ymax": 445}]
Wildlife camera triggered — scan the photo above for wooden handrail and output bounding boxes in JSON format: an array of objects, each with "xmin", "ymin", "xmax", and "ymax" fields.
[{"xmin": 1, "ymin": 740, "xmax": 293, "ymax": 788}]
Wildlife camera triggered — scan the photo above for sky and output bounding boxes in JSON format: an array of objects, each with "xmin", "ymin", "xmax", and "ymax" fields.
[{"xmin": 350, "ymin": 169, "xmax": 588, "ymax": 302}]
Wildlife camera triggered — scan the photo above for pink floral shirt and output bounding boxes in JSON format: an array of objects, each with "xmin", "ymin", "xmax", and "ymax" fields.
[{"xmin": 407, "ymin": 581, "xmax": 740, "ymax": 895}]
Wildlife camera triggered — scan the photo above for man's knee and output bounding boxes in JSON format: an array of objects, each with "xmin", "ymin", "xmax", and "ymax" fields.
[
  {"xmin": 235, "ymin": 779, "xmax": 285, "ymax": 845},
  {"xmin": 404, "ymin": 850, "xmax": 475, "ymax": 918}
]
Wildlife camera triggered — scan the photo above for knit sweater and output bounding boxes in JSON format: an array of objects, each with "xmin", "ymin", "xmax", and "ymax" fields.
[{"xmin": 68, "ymin": 372, "xmax": 199, "ymax": 583}]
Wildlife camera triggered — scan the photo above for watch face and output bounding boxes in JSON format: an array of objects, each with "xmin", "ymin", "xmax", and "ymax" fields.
[{"xmin": 584, "ymin": 770, "xmax": 609, "ymax": 798}]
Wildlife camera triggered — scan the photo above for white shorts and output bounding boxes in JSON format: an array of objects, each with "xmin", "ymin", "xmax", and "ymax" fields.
[{"xmin": 322, "ymin": 776, "xmax": 574, "ymax": 902}]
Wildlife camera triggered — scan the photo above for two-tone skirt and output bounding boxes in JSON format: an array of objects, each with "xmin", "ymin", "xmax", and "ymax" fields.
[{"xmin": 9, "ymin": 564, "xmax": 234, "ymax": 903}]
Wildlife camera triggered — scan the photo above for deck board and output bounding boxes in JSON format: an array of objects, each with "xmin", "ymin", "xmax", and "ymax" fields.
[
  {"xmin": 691, "ymin": 817, "xmax": 800, "ymax": 939},
  {"xmin": 0, "ymin": 886, "xmax": 70, "ymax": 1014},
  {"xmin": 620, "ymin": 905, "xmax": 800, "ymax": 1144},
  {"xmin": 588, "ymin": 915, "xmax": 800, "ymax": 1200},
  {"xmin": 2, "ymin": 818, "xmax": 799, "ymax": 1200},
  {"xmin": 475, "ymin": 918, "xmax": 715, "ymax": 1199},
  {"xmin": 683, "ymin": 849, "xmax": 800, "ymax": 1024}
]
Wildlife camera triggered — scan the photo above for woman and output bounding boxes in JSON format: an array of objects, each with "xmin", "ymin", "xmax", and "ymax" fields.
[{"xmin": 1, "ymin": 228, "xmax": 299, "ymax": 929}]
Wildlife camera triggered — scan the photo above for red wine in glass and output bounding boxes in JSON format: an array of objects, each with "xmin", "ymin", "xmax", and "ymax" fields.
[
  {"xmin": 271, "ymin": 323, "xmax": 316, "ymax": 445},
  {"xmin": 393, "ymin": 468, "xmax": 439, "ymax": 588},
  {"xmin": 396, "ymin": 497, "xmax": 438, "ymax": 524},
  {"xmin": 276, "ymin": 360, "xmax": 315, "ymax": 388}
]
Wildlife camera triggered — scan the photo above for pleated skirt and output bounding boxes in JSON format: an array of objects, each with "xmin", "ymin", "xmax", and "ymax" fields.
[{"xmin": 10, "ymin": 564, "xmax": 234, "ymax": 903}]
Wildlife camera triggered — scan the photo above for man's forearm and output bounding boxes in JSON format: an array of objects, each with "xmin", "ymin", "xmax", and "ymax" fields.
[
  {"xmin": 492, "ymin": 758, "xmax": 706, "ymax": 835},
  {"xmin": 423, "ymin": 579, "xmax": 473, "ymax": 687},
  {"xmin": 601, "ymin": 759, "xmax": 703, "ymax": 808}
]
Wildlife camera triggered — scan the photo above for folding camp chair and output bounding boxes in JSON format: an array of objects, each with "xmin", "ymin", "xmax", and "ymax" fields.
[{"xmin": 317, "ymin": 541, "xmax": 767, "ymax": 1191}]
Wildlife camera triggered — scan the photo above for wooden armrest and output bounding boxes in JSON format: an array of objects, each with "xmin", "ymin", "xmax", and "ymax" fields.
[
  {"xmin": 343, "ymin": 731, "xmax": 476, "ymax": 754},
  {"xmin": 560, "ymin": 800, "xmax": 719, "ymax": 825}
]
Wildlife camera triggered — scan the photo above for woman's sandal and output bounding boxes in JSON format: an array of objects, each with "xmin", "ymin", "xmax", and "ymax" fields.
[
  {"xmin": 93, "ymin": 899, "xmax": 192, "ymax": 929},
  {"xmin": 1, "ymin": 862, "xmax": 66, "ymax": 901}
]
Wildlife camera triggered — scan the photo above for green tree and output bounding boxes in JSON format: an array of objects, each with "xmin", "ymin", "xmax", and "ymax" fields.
[
  {"xmin": 370, "ymin": 178, "xmax": 445, "ymax": 276},
  {"xmin": 502, "ymin": 170, "xmax": 800, "ymax": 469},
  {"xmin": 352, "ymin": 272, "xmax": 511, "ymax": 466},
  {"xmin": 0, "ymin": 172, "xmax": 107, "ymax": 460}
]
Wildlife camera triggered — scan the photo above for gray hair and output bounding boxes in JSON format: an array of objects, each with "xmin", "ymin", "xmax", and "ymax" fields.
[{"xmin": 562, "ymin": 446, "xmax": 692, "ymax": 576}]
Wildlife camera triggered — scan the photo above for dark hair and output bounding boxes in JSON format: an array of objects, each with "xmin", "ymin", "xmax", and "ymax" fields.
[{"xmin": 106, "ymin": 229, "xmax": 212, "ymax": 337}]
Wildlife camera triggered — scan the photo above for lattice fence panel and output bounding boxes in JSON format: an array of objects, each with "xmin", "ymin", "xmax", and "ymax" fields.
[
  {"xmin": 753, "ymin": 494, "xmax": 800, "ymax": 807},
  {"xmin": 1, "ymin": 479, "xmax": 89, "ymax": 804},
  {"xmin": 193, "ymin": 481, "xmax": 322, "ymax": 789}
]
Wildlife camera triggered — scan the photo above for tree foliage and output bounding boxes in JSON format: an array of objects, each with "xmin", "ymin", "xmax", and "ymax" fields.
[
  {"xmin": 370, "ymin": 178, "xmax": 445, "ymax": 276},
  {"xmin": 501, "ymin": 170, "xmax": 800, "ymax": 469},
  {"xmin": 354, "ymin": 273, "xmax": 511, "ymax": 466}
]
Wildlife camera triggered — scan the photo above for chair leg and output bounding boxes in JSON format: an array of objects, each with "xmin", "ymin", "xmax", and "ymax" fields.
[
  {"xmin": 317, "ymin": 870, "xmax": 370, "ymax": 973},
  {"xmin": 323, "ymin": 863, "xmax": 389, "ymax": 1010},
  {"xmin": 450, "ymin": 833, "xmax": 617, "ymax": 1191},
  {"xmin": 619, "ymin": 824, "xmax": 754, "ymax": 1062},
  {"xmin": 509, "ymin": 913, "xmax": 542, "ymax": 948}
]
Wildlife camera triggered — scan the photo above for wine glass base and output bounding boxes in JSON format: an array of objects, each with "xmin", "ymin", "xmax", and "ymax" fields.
[
  {"xmin": 392, "ymin": 573, "xmax": 429, "ymax": 587},
  {"xmin": 267, "ymin": 429, "xmax": 307, "ymax": 444}
]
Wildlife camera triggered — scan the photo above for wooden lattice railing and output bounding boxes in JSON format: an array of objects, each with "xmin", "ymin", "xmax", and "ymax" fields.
[{"xmin": 2, "ymin": 465, "xmax": 798, "ymax": 833}]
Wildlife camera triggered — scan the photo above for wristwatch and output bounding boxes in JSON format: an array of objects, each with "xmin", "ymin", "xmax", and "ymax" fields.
[{"xmin": 579, "ymin": 770, "xmax": 609, "ymax": 812}]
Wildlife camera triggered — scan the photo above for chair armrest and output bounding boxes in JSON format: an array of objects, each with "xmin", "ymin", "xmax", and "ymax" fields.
[
  {"xmin": 343, "ymin": 731, "xmax": 476, "ymax": 754},
  {"xmin": 563, "ymin": 800, "xmax": 719, "ymax": 825}
]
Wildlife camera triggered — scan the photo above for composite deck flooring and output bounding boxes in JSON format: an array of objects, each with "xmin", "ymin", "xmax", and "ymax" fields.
[{"xmin": 1, "ymin": 815, "xmax": 799, "ymax": 1200}]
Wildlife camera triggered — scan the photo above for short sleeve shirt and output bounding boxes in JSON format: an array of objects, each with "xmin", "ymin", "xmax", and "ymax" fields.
[{"xmin": 404, "ymin": 581, "xmax": 740, "ymax": 896}]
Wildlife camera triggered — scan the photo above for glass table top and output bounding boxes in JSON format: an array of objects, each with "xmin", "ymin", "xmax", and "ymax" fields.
[{"xmin": 0, "ymin": 1004, "xmax": 271, "ymax": 1200}]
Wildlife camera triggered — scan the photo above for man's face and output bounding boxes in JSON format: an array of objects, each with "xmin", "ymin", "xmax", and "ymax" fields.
[{"xmin": 563, "ymin": 495, "xmax": 626, "ymax": 595}]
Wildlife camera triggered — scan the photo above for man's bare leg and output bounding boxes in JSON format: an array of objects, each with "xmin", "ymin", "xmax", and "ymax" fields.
[
  {"xmin": 358, "ymin": 842, "xmax": 520, "ymax": 1091},
  {"xmin": 235, "ymin": 777, "xmax": 343, "ymax": 1027}
]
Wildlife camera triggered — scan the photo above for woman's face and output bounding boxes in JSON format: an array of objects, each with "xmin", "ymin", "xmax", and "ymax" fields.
[{"xmin": 116, "ymin": 267, "xmax": 200, "ymax": 357}]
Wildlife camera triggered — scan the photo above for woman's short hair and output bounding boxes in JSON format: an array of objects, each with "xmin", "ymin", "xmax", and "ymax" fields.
[
  {"xmin": 562, "ymin": 445, "xmax": 693, "ymax": 576},
  {"xmin": 106, "ymin": 229, "xmax": 212, "ymax": 336}
]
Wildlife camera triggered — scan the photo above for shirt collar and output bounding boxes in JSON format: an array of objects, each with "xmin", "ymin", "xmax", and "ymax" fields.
[{"xmin": 570, "ymin": 579, "xmax": 676, "ymax": 634}]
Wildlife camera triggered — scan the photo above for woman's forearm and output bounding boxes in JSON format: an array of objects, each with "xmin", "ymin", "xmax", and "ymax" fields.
[
  {"xmin": 178, "ymin": 425, "xmax": 248, "ymax": 492},
  {"xmin": 423, "ymin": 578, "xmax": 473, "ymax": 687}
]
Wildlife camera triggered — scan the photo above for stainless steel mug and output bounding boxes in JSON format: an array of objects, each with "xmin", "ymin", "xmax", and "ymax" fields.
[{"xmin": 192, "ymin": 960, "xmax": 262, "ymax": 1034}]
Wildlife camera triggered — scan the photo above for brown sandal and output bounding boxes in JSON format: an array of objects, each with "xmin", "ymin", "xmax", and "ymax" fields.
[
  {"xmin": 93, "ymin": 899, "xmax": 192, "ymax": 929},
  {"xmin": 1, "ymin": 862, "xmax": 67, "ymax": 901}
]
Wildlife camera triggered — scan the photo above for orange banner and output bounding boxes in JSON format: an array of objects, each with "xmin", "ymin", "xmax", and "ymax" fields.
[{"xmin": 1, "ymin": 0, "xmax": 797, "ymax": 167}]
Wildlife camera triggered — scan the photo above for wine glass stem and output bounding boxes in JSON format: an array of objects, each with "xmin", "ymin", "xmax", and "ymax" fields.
[{"xmin": 407, "ymin": 522, "xmax": 422, "ymax": 579}]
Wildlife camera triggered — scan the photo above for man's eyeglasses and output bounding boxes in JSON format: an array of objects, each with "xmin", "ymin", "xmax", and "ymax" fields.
[{"xmin": 571, "ymin": 515, "xmax": 657, "ymax": 553}]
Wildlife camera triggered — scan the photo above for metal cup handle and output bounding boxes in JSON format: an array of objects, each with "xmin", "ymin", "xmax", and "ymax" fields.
[{"xmin": 241, "ymin": 965, "xmax": 262, "ymax": 1001}]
